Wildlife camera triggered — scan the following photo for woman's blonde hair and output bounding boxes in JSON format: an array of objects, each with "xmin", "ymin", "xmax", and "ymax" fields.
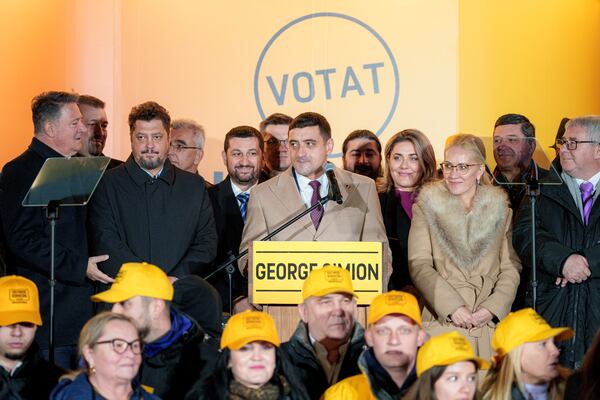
[
  {"xmin": 444, "ymin": 133, "xmax": 492, "ymax": 185},
  {"xmin": 379, "ymin": 128, "xmax": 438, "ymax": 193},
  {"xmin": 481, "ymin": 346, "xmax": 567, "ymax": 400}
]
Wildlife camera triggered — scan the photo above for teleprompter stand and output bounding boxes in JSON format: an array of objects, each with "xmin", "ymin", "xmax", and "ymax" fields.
[{"xmin": 22, "ymin": 156, "xmax": 109, "ymax": 363}]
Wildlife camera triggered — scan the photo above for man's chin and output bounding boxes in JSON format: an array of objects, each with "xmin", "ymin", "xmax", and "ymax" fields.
[{"xmin": 4, "ymin": 350, "xmax": 27, "ymax": 361}]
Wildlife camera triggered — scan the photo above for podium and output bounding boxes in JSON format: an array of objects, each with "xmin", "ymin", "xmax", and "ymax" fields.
[{"xmin": 248, "ymin": 241, "xmax": 385, "ymax": 340}]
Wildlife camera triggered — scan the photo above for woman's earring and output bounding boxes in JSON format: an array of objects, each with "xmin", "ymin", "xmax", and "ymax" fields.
[
  {"xmin": 90, "ymin": 365, "xmax": 96, "ymax": 374},
  {"xmin": 476, "ymin": 177, "xmax": 481, "ymax": 185}
]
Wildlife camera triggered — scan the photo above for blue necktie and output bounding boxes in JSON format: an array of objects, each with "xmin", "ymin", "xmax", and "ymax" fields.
[{"xmin": 237, "ymin": 192, "xmax": 250, "ymax": 222}]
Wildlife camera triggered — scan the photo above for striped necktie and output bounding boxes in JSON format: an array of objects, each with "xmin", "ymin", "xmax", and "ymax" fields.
[
  {"xmin": 580, "ymin": 181, "xmax": 594, "ymax": 225},
  {"xmin": 309, "ymin": 180, "xmax": 323, "ymax": 229},
  {"xmin": 237, "ymin": 192, "xmax": 250, "ymax": 222}
]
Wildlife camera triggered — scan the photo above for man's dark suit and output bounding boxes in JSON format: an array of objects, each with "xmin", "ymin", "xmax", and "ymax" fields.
[
  {"xmin": 207, "ymin": 176, "xmax": 248, "ymax": 311},
  {"xmin": 0, "ymin": 138, "xmax": 94, "ymax": 350}
]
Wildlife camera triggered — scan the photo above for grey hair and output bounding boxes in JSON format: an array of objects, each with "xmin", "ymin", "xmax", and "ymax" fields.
[
  {"xmin": 566, "ymin": 115, "xmax": 600, "ymax": 142},
  {"xmin": 171, "ymin": 118, "xmax": 206, "ymax": 148}
]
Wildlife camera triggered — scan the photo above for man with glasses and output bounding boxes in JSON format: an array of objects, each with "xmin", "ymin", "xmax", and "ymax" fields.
[
  {"xmin": 0, "ymin": 275, "xmax": 64, "ymax": 399},
  {"xmin": 259, "ymin": 113, "xmax": 292, "ymax": 178},
  {"xmin": 77, "ymin": 94, "xmax": 123, "ymax": 169},
  {"xmin": 492, "ymin": 113, "xmax": 545, "ymax": 211},
  {"xmin": 167, "ymin": 118, "xmax": 207, "ymax": 177},
  {"xmin": 88, "ymin": 101, "xmax": 217, "ymax": 281},
  {"xmin": 513, "ymin": 115, "xmax": 600, "ymax": 369},
  {"xmin": 92, "ymin": 262, "xmax": 217, "ymax": 399}
]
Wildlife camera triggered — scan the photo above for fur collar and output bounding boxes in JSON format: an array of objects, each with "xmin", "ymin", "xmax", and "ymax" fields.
[{"xmin": 416, "ymin": 181, "xmax": 509, "ymax": 270}]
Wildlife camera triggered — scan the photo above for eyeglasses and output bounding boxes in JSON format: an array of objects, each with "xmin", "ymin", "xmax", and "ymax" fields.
[
  {"xmin": 440, "ymin": 162, "xmax": 481, "ymax": 175},
  {"xmin": 95, "ymin": 338, "xmax": 143, "ymax": 354},
  {"xmin": 169, "ymin": 143, "xmax": 202, "ymax": 152},
  {"xmin": 266, "ymin": 138, "xmax": 288, "ymax": 147},
  {"xmin": 554, "ymin": 138, "xmax": 600, "ymax": 150}
]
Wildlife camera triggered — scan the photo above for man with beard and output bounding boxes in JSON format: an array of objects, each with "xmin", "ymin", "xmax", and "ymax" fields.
[
  {"xmin": 92, "ymin": 262, "xmax": 217, "ymax": 399},
  {"xmin": 88, "ymin": 101, "xmax": 217, "ymax": 281},
  {"xmin": 207, "ymin": 126, "xmax": 264, "ymax": 312},
  {"xmin": 259, "ymin": 113, "xmax": 292, "ymax": 178},
  {"xmin": 342, "ymin": 130, "xmax": 383, "ymax": 181},
  {"xmin": 167, "ymin": 118, "xmax": 207, "ymax": 176},
  {"xmin": 0, "ymin": 275, "xmax": 64, "ymax": 399},
  {"xmin": 282, "ymin": 266, "xmax": 366, "ymax": 399},
  {"xmin": 492, "ymin": 114, "xmax": 545, "ymax": 211},
  {"xmin": 77, "ymin": 95, "xmax": 122, "ymax": 169}
]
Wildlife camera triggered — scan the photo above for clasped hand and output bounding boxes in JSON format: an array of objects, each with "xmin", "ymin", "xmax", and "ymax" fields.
[{"xmin": 451, "ymin": 306, "xmax": 493, "ymax": 330}]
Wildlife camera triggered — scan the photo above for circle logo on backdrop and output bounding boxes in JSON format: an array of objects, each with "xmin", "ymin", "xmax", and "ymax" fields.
[{"xmin": 254, "ymin": 12, "xmax": 400, "ymax": 158}]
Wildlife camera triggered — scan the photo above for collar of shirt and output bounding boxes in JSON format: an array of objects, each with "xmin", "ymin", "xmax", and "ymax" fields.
[
  {"xmin": 309, "ymin": 333, "xmax": 349, "ymax": 384},
  {"xmin": 295, "ymin": 169, "xmax": 329, "ymax": 208},
  {"xmin": 575, "ymin": 169, "xmax": 600, "ymax": 189},
  {"xmin": 140, "ymin": 165, "xmax": 163, "ymax": 179},
  {"xmin": 230, "ymin": 179, "xmax": 255, "ymax": 206}
]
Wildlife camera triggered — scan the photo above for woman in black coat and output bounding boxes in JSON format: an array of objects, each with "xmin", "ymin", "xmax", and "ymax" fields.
[
  {"xmin": 185, "ymin": 311, "xmax": 308, "ymax": 400},
  {"xmin": 378, "ymin": 129, "xmax": 438, "ymax": 291}
]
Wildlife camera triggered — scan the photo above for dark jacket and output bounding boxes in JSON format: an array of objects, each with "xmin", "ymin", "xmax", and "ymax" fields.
[
  {"xmin": 379, "ymin": 189, "xmax": 412, "ymax": 291},
  {"xmin": 88, "ymin": 156, "xmax": 217, "ymax": 278},
  {"xmin": 207, "ymin": 176, "xmax": 249, "ymax": 311},
  {"xmin": 0, "ymin": 138, "xmax": 94, "ymax": 347},
  {"xmin": 0, "ymin": 343, "xmax": 64, "ymax": 400},
  {"xmin": 323, "ymin": 348, "xmax": 416, "ymax": 399},
  {"xmin": 50, "ymin": 372, "xmax": 159, "ymax": 400},
  {"xmin": 281, "ymin": 321, "xmax": 366, "ymax": 400},
  {"xmin": 184, "ymin": 347, "xmax": 309, "ymax": 400},
  {"xmin": 140, "ymin": 310, "xmax": 218, "ymax": 400},
  {"xmin": 513, "ymin": 174, "xmax": 600, "ymax": 369}
]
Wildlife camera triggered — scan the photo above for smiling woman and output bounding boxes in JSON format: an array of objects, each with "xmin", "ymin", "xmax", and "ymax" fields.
[
  {"xmin": 408, "ymin": 133, "xmax": 521, "ymax": 362},
  {"xmin": 185, "ymin": 311, "xmax": 309, "ymax": 400}
]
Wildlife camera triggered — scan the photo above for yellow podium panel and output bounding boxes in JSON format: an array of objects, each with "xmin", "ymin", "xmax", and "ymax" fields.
[{"xmin": 250, "ymin": 241, "xmax": 382, "ymax": 305}]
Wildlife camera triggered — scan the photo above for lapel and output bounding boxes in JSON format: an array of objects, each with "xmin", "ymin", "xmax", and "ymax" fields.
[
  {"xmin": 315, "ymin": 169, "xmax": 357, "ymax": 238},
  {"xmin": 269, "ymin": 169, "xmax": 316, "ymax": 234},
  {"xmin": 543, "ymin": 182, "xmax": 582, "ymax": 224},
  {"xmin": 219, "ymin": 176, "xmax": 244, "ymax": 232}
]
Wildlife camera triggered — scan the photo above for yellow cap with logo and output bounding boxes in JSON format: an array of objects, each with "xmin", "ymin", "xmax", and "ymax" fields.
[
  {"xmin": 221, "ymin": 311, "xmax": 280, "ymax": 350},
  {"xmin": 417, "ymin": 331, "xmax": 490, "ymax": 377},
  {"xmin": 302, "ymin": 266, "xmax": 355, "ymax": 300},
  {"xmin": 492, "ymin": 307, "xmax": 573, "ymax": 359},
  {"xmin": 91, "ymin": 262, "xmax": 174, "ymax": 303},
  {"xmin": 0, "ymin": 275, "xmax": 42, "ymax": 326},
  {"xmin": 368, "ymin": 290, "xmax": 422, "ymax": 326}
]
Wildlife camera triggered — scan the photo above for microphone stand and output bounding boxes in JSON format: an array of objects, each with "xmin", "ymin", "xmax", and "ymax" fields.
[
  {"xmin": 46, "ymin": 200, "xmax": 60, "ymax": 364},
  {"xmin": 205, "ymin": 195, "xmax": 331, "ymax": 315},
  {"xmin": 524, "ymin": 176, "xmax": 540, "ymax": 310}
]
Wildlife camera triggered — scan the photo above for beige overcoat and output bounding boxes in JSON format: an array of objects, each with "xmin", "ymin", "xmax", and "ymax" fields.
[{"xmin": 408, "ymin": 181, "xmax": 521, "ymax": 359}]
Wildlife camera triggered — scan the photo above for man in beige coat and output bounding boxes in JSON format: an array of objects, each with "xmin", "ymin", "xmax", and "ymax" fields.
[{"xmin": 237, "ymin": 112, "xmax": 391, "ymax": 332}]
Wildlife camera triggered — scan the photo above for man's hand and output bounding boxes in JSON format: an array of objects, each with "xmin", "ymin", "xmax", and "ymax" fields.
[
  {"xmin": 555, "ymin": 277, "xmax": 568, "ymax": 288},
  {"xmin": 86, "ymin": 255, "xmax": 113, "ymax": 284},
  {"xmin": 232, "ymin": 296, "xmax": 263, "ymax": 313},
  {"xmin": 562, "ymin": 254, "xmax": 591, "ymax": 284},
  {"xmin": 471, "ymin": 307, "xmax": 493, "ymax": 328},
  {"xmin": 451, "ymin": 306, "xmax": 474, "ymax": 329}
]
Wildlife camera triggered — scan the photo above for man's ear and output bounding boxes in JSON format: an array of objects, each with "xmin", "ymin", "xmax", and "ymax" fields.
[
  {"xmin": 364, "ymin": 327, "xmax": 373, "ymax": 347},
  {"xmin": 417, "ymin": 328, "xmax": 428, "ymax": 347},
  {"xmin": 298, "ymin": 302, "xmax": 308, "ymax": 323}
]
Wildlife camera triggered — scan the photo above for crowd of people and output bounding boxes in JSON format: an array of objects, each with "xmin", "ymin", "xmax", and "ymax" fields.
[{"xmin": 0, "ymin": 90, "xmax": 598, "ymax": 399}]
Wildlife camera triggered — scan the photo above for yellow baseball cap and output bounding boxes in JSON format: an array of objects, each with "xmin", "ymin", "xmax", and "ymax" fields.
[
  {"xmin": 368, "ymin": 291, "xmax": 422, "ymax": 326},
  {"xmin": 492, "ymin": 308, "xmax": 573, "ymax": 359},
  {"xmin": 91, "ymin": 262, "xmax": 174, "ymax": 303},
  {"xmin": 302, "ymin": 266, "xmax": 355, "ymax": 300},
  {"xmin": 0, "ymin": 276, "xmax": 42, "ymax": 326},
  {"xmin": 221, "ymin": 311, "xmax": 280, "ymax": 350},
  {"xmin": 417, "ymin": 331, "xmax": 490, "ymax": 377}
]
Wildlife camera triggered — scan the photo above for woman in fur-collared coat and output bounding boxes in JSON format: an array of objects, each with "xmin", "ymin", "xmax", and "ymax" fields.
[{"xmin": 408, "ymin": 134, "xmax": 522, "ymax": 360}]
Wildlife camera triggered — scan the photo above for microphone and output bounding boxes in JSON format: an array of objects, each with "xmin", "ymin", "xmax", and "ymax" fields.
[{"xmin": 324, "ymin": 162, "xmax": 343, "ymax": 204}]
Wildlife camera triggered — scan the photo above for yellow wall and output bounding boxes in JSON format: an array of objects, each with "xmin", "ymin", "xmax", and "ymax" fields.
[
  {"xmin": 2, "ymin": 1, "xmax": 599, "ymax": 170},
  {"xmin": 0, "ymin": 1, "xmax": 70, "ymax": 166},
  {"xmin": 458, "ymin": 0, "xmax": 600, "ymax": 151}
]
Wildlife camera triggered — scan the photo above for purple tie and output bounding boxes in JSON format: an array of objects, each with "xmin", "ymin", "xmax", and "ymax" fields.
[
  {"xmin": 309, "ymin": 180, "xmax": 323, "ymax": 229},
  {"xmin": 580, "ymin": 181, "xmax": 594, "ymax": 225}
]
